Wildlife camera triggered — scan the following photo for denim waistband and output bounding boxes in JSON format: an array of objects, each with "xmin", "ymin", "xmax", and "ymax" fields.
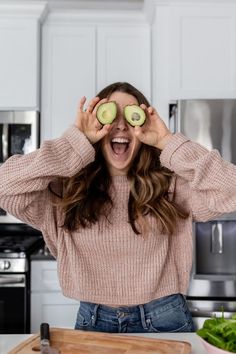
[
  {"xmin": 80, "ymin": 293, "xmax": 184, "ymax": 315},
  {"xmin": 77, "ymin": 293, "xmax": 192, "ymax": 333}
]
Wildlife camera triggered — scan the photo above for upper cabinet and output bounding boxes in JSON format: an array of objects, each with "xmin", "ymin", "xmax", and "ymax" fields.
[
  {"xmin": 0, "ymin": 4, "xmax": 46, "ymax": 110},
  {"xmin": 41, "ymin": 23, "xmax": 96, "ymax": 140},
  {"xmin": 97, "ymin": 25, "xmax": 151, "ymax": 99},
  {"xmin": 169, "ymin": 4, "xmax": 236, "ymax": 99},
  {"xmin": 41, "ymin": 10, "xmax": 151, "ymax": 140},
  {"xmin": 150, "ymin": 0, "xmax": 236, "ymax": 121},
  {"xmin": 2, "ymin": 1, "xmax": 235, "ymax": 132}
]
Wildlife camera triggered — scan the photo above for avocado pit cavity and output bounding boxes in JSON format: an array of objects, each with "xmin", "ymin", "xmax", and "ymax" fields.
[
  {"xmin": 131, "ymin": 112, "xmax": 141, "ymax": 121},
  {"xmin": 124, "ymin": 105, "xmax": 146, "ymax": 126},
  {"xmin": 96, "ymin": 101, "xmax": 117, "ymax": 125}
]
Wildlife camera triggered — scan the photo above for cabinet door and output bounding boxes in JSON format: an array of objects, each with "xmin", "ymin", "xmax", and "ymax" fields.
[
  {"xmin": 169, "ymin": 5, "xmax": 236, "ymax": 98},
  {"xmin": 0, "ymin": 18, "xmax": 39, "ymax": 109},
  {"xmin": 97, "ymin": 25, "xmax": 151, "ymax": 102},
  {"xmin": 31, "ymin": 292, "xmax": 79, "ymax": 333},
  {"xmin": 31, "ymin": 260, "xmax": 79, "ymax": 333},
  {"xmin": 41, "ymin": 25, "xmax": 96, "ymax": 140}
]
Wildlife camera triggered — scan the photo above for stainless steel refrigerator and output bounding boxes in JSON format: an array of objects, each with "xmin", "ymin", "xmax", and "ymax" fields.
[
  {"xmin": 169, "ymin": 99, "xmax": 236, "ymax": 330},
  {"xmin": 169, "ymin": 99, "xmax": 236, "ymax": 164}
]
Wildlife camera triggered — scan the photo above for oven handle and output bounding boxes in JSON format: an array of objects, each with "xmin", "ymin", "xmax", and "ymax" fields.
[
  {"xmin": 191, "ymin": 309, "xmax": 235, "ymax": 318},
  {"xmin": 0, "ymin": 275, "xmax": 25, "ymax": 285}
]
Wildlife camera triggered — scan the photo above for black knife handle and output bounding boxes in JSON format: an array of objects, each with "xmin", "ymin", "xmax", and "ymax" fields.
[{"xmin": 40, "ymin": 323, "xmax": 50, "ymax": 341}]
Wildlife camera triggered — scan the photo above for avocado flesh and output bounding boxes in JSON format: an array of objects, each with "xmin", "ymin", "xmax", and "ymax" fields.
[
  {"xmin": 124, "ymin": 105, "xmax": 146, "ymax": 126},
  {"xmin": 96, "ymin": 102, "xmax": 117, "ymax": 125}
]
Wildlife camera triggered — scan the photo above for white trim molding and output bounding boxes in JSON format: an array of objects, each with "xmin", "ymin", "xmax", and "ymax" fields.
[
  {"xmin": 44, "ymin": 8, "xmax": 148, "ymax": 25},
  {"xmin": 0, "ymin": 1, "xmax": 49, "ymax": 21}
]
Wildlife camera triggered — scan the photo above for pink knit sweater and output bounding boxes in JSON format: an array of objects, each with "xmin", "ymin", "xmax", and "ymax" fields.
[{"xmin": 0, "ymin": 126, "xmax": 236, "ymax": 306}]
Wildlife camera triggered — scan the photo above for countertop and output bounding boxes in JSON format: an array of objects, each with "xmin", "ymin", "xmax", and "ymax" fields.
[{"xmin": 0, "ymin": 333, "xmax": 208, "ymax": 354}]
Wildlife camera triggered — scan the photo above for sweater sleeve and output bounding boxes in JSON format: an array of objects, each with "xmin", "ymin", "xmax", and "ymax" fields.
[
  {"xmin": 0, "ymin": 125, "xmax": 95, "ymax": 233},
  {"xmin": 160, "ymin": 133, "xmax": 236, "ymax": 221}
]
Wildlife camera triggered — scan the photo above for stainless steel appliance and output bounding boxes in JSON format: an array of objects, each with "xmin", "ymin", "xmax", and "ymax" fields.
[
  {"xmin": 187, "ymin": 299, "xmax": 236, "ymax": 330},
  {"xmin": 0, "ymin": 111, "xmax": 40, "ymax": 223},
  {"xmin": 187, "ymin": 219, "xmax": 236, "ymax": 329},
  {"xmin": 169, "ymin": 99, "xmax": 236, "ymax": 329},
  {"xmin": 0, "ymin": 224, "xmax": 43, "ymax": 334},
  {"xmin": 169, "ymin": 99, "xmax": 236, "ymax": 164}
]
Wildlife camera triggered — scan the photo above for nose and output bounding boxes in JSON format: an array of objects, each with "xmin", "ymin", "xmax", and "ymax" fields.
[{"xmin": 114, "ymin": 113, "xmax": 128, "ymax": 131}]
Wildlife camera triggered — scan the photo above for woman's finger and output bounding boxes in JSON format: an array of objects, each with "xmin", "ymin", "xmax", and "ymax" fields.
[
  {"xmin": 97, "ymin": 124, "xmax": 112, "ymax": 139},
  {"xmin": 140, "ymin": 103, "xmax": 147, "ymax": 111},
  {"xmin": 147, "ymin": 106, "xmax": 155, "ymax": 115},
  {"xmin": 78, "ymin": 96, "xmax": 86, "ymax": 112},
  {"xmin": 134, "ymin": 126, "xmax": 144, "ymax": 140},
  {"xmin": 86, "ymin": 96, "xmax": 100, "ymax": 113},
  {"xmin": 140, "ymin": 104, "xmax": 151, "ymax": 119},
  {"xmin": 95, "ymin": 119, "xmax": 103, "ymax": 130}
]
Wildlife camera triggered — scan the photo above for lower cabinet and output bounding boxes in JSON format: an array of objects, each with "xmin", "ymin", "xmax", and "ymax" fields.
[{"xmin": 30, "ymin": 260, "xmax": 79, "ymax": 333}]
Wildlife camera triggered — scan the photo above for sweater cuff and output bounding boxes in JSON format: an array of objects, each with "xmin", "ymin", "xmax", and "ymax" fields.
[
  {"xmin": 62, "ymin": 125, "xmax": 95, "ymax": 167},
  {"xmin": 160, "ymin": 133, "xmax": 190, "ymax": 170}
]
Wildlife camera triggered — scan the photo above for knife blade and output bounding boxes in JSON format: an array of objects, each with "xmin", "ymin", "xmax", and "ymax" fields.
[{"xmin": 40, "ymin": 323, "xmax": 60, "ymax": 354}]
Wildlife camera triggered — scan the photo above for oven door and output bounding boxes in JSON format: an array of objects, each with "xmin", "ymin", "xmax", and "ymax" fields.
[{"xmin": 0, "ymin": 274, "xmax": 27, "ymax": 334}]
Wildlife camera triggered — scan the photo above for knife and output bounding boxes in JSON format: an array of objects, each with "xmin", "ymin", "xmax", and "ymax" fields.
[{"xmin": 40, "ymin": 323, "xmax": 60, "ymax": 354}]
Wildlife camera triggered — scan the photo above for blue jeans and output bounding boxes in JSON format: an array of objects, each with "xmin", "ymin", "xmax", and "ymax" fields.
[{"xmin": 74, "ymin": 293, "xmax": 194, "ymax": 333}]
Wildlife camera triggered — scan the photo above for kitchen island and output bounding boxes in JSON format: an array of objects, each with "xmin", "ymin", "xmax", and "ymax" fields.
[{"xmin": 0, "ymin": 333, "xmax": 208, "ymax": 354}]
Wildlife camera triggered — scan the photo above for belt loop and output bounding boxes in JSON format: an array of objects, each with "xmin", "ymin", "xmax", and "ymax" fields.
[
  {"xmin": 92, "ymin": 304, "xmax": 99, "ymax": 326},
  {"xmin": 138, "ymin": 305, "xmax": 148, "ymax": 330}
]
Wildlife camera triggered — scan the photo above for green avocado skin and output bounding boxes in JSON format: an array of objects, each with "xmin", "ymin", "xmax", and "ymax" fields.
[
  {"xmin": 96, "ymin": 101, "xmax": 117, "ymax": 125},
  {"xmin": 124, "ymin": 105, "xmax": 146, "ymax": 127}
]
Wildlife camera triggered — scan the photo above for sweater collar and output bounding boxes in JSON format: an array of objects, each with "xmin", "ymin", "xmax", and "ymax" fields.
[{"xmin": 111, "ymin": 175, "xmax": 129, "ymax": 184}]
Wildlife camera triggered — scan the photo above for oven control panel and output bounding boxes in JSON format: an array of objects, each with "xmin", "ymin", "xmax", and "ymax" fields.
[
  {"xmin": 0, "ymin": 260, "xmax": 10, "ymax": 270},
  {"xmin": 0, "ymin": 258, "xmax": 28, "ymax": 272}
]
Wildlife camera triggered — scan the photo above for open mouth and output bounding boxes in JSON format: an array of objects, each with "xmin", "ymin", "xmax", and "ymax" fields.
[{"xmin": 110, "ymin": 137, "xmax": 130, "ymax": 155}]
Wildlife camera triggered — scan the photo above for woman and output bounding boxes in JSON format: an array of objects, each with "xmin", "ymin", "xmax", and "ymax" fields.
[{"xmin": 0, "ymin": 82, "xmax": 236, "ymax": 333}]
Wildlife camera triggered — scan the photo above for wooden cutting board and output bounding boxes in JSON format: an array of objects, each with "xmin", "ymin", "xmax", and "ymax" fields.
[{"xmin": 8, "ymin": 328, "xmax": 191, "ymax": 354}]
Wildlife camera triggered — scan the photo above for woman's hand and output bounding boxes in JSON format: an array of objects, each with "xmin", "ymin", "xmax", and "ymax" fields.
[
  {"xmin": 75, "ymin": 96, "xmax": 112, "ymax": 144},
  {"xmin": 134, "ymin": 105, "xmax": 173, "ymax": 150}
]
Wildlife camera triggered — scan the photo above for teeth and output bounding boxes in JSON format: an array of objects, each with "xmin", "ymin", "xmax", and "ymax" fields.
[{"xmin": 111, "ymin": 138, "xmax": 129, "ymax": 143}]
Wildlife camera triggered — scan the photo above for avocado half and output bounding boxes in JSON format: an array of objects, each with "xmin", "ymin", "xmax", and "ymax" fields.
[
  {"xmin": 124, "ymin": 105, "xmax": 146, "ymax": 126},
  {"xmin": 96, "ymin": 101, "xmax": 117, "ymax": 125}
]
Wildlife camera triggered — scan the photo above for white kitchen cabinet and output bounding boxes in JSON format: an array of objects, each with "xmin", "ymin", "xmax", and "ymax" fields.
[
  {"xmin": 31, "ymin": 260, "xmax": 79, "ymax": 333},
  {"xmin": 0, "ymin": 4, "xmax": 46, "ymax": 110},
  {"xmin": 41, "ymin": 23, "xmax": 96, "ymax": 141},
  {"xmin": 169, "ymin": 4, "xmax": 236, "ymax": 99},
  {"xmin": 97, "ymin": 25, "xmax": 151, "ymax": 100},
  {"xmin": 41, "ymin": 10, "xmax": 151, "ymax": 141},
  {"xmin": 151, "ymin": 1, "xmax": 236, "ymax": 121}
]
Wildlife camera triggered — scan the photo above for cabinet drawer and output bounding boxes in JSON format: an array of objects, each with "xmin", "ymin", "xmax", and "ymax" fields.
[{"xmin": 31, "ymin": 260, "xmax": 61, "ymax": 291}]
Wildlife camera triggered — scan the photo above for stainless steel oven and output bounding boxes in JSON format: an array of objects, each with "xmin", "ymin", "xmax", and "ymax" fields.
[
  {"xmin": 0, "ymin": 110, "xmax": 40, "ymax": 223},
  {"xmin": 0, "ymin": 224, "xmax": 43, "ymax": 334},
  {"xmin": 0, "ymin": 272, "xmax": 27, "ymax": 334},
  {"xmin": 186, "ymin": 217, "xmax": 236, "ymax": 330}
]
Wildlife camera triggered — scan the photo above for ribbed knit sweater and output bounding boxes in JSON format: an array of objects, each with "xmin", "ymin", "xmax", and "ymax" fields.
[{"xmin": 0, "ymin": 126, "xmax": 236, "ymax": 306}]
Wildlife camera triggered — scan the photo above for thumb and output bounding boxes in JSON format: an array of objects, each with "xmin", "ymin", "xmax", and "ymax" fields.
[
  {"xmin": 98, "ymin": 124, "xmax": 112, "ymax": 139},
  {"xmin": 134, "ymin": 126, "xmax": 144, "ymax": 142}
]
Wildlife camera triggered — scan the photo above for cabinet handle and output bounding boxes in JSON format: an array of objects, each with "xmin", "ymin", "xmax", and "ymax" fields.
[{"xmin": 0, "ymin": 275, "xmax": 25, "ymax": 285}]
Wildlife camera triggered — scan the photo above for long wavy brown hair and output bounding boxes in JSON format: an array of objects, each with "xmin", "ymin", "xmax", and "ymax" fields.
[{"xmin": 55, "ymin": 82, "xmax": 188, "ymax": 235}]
